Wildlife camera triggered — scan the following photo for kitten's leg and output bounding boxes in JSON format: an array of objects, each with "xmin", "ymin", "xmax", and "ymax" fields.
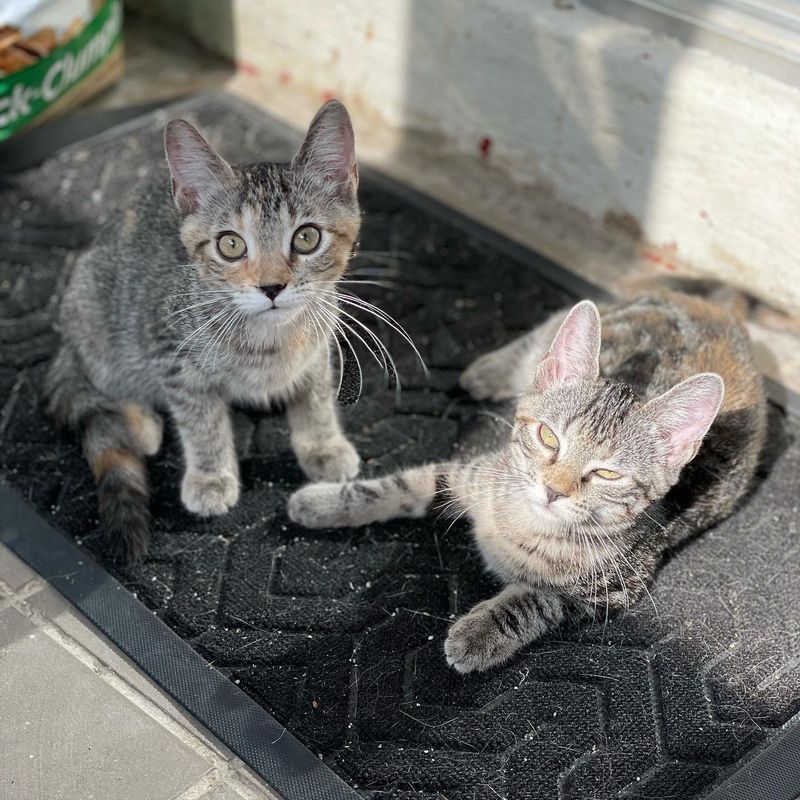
[
  {"xmin": 287, "ymin": 354, "xmax": 359, "ymax": 482},
  {"xmin": 444, "ymin": 583, "xmax": 574, "ymax": 673},
  {"xmin": 460, "ymin": 311, "xmax": 567, "ymax": 401},
  {"xmin": 288, "ymin": 463, "xmax": 444, "ymax": 528},
  {"xmin": 167, "ymin": 390, "xmax": 240, "ymax": 516}
]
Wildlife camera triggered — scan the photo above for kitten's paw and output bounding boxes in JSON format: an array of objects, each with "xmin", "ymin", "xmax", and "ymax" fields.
[
  {"xmin": 296, "ymin": 436, "xmax": 360, "ymax": 482},
  {"xmin": 287, "ymin": 483, "xmax": 343, "ymax": 529},
  {"xmin": 460, "ymin": 350, "xmax": 525, "ymax": 402},
  {"xmin": 444, "ymin": 601, "xmax": 523, "ymax": 674},
  {"xmin": 181, "ymin": 470, "xmax": 239, "ymax": 516}
]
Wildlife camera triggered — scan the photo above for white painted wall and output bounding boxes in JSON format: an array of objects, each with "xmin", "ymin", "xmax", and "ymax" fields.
[{"xmin": 132, "ymin": 0, "xmax": 800, "ymax": 314}]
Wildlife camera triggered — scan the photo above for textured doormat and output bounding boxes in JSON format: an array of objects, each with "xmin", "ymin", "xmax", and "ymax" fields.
[{"xmin": 1, "ymin": 94, "xmax": 800, "ymax": 800}]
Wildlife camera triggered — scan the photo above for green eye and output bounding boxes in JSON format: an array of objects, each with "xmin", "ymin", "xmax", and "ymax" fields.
[
  {"xmin": 538, "ymin": 423, "xmax": 559, "ymax": 450},
  {"xmin": 291, "ymin": 224, "xmax": 321, "ymax": 255},
  {"xmin": 217, "ymin": 232, "xmax": 247, "ymax": 260},
  {"xmin": 594, "ymin": 468, "xmax": 622, "ymax": 480}
]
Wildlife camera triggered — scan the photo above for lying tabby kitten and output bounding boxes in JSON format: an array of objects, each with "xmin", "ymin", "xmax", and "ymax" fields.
[
  {"xmin": 289, "ymin": 291, "xmax": 767, "ymax": 673},
  {"xmin": 45, "ymin": 101, "xmax": 363, "ymax": 561}
]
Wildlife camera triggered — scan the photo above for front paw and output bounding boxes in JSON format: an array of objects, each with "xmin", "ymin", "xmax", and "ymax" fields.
[
  {"xmin": 444, "ymin": 601, "xmax": 523, "ymax": 674},
  {"xmin": 460, "ymin": 349, "xmax": 524, "ymax": 402},
  {"xmin": 287, "ymin": 483, "xmax": 343, "ymax": 529},
  {"xmin": 295, "ymin": 436, "xmax": 360, "ymax": 482},
  {"xmin": 181, "ymin": 470, "xmax": 239, "ymax": 516}
]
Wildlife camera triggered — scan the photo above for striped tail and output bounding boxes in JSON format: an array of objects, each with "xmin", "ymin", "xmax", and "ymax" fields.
[
  {"xmin": 83, "ymin": 411, "xmax": 152, "ymax": 561},
  {"xmin": 44, "ymin": 346, "xmax": 162, "ymax": 561}
]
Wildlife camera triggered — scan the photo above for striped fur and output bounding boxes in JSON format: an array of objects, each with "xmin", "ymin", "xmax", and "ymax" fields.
[
  {"xmin": 44, "ymin": 101, "xmax": 362, "ymax": 560},
  {"xmin": 289, "ymin": 291, "xmax": 767, "ymax": 673}
]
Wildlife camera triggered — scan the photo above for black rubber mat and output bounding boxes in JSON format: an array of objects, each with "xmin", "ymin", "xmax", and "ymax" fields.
[{"xmin": 1, "ymin": 94, "xmax": 800, "ymax": 799}]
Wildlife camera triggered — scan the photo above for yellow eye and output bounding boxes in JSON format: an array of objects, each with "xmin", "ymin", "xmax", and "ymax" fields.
[
  {"xmin": 594, "ymin": 469, "xmax": 622, "ymax": 480},
  {"xmin": 291, "ymin": 224, "xmax": 321, "ymax": 255},
  {"xmin": 538, "ymin": 423, "xmax": 559, "ymax": 450},
  {"xmin": 217, "ymin": 231, "xmax": 247, "ymax": 260}
]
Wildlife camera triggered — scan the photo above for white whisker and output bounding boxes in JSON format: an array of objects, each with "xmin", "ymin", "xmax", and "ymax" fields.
[
  {"xmin": 314, "ymin": 295, "xmax": 401, "ymax": 396},
  {"xmin": 315, "ymin": 288, "xmax": 428, "ymax": 375},
  {"xmin": 315, "ymin": 305, "xmax": 363, "ymax": 401}
]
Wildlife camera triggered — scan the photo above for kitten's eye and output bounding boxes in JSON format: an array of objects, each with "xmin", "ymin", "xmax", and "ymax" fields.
[
  {"xmin": 594, "ymin": 469, "xmax": 622, "ymax": 480},
  {"xmin": 538, "ymin": 423, "xmax": 559, "ymax": 450},
  {"xmin": 291, "ymin": 225, "xmax": 321, "ymax": 255},
  {"xmin": 217, "ymin": 232, "xmax": 247, "ymax": 261}
]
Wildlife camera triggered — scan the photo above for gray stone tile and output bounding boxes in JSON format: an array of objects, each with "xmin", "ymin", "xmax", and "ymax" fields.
[
  {"xmin": 0, "ymin": 607, "xmax": 211, "ymax": 800},
  {"xmin": 229, "ymin": 765, "xmax": 282, "ymax": 799},
  {"xmin": 199, "ymin": 784, "xmax": 248, "ymax": 800},
  {"xmin": 0, "ymin": 544, "xmax": 39, "ymax": 596},
  {"xmin": 200, "ymin": 775, "xmax": 280, "ymax": 800},
  {"xmin": 24, "ymin": 583, "xmax": 236, "ymax": 761}
]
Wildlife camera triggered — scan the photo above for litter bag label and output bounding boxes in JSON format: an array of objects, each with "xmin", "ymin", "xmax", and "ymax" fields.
[{"xmin": 0, "ymin": 0, "xmax": 122, "ymax": 140}]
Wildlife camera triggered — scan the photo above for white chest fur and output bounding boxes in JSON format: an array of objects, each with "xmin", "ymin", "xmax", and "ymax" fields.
[
  {"xmin": 471, "ymin": 502, "xmax": 603, "ymax": 588},
  {"xmin": 219, "ymin": 331, "xmax": 326, "ymax": 407}
]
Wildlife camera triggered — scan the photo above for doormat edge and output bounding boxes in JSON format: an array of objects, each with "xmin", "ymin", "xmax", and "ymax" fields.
[
  {"xmin": 0, "ymin": 482, "xmax": 360, "ymax": 800},
  {"xmin": 4, "ymin": 478, "xmax": 800, "ymax": 799}
]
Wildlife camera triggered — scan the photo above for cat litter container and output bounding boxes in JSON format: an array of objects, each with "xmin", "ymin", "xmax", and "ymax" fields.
[{"xmin": 0, "ymin": 0, "xmax": 123, "ymax": 141}]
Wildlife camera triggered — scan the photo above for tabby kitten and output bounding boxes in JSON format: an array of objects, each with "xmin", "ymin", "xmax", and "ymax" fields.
[
  {"xmin": 45, "ymin": 101, "xmax": 363, "ymax": 561},
  {"xmin": 288, "ymin": 291, "xmax": 767, "ymax": 673}
]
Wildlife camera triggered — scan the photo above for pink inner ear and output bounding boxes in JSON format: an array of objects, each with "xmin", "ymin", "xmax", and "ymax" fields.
[
  {"xmin": 164, "ymin": 120, "xmax": 231, "ymax": 215},
  {"xmin": 295, "ymin": 101, "xmax": 356, "ymax": 187},
  {"xmin": 551, "ymin": 326, "xmax": 591, "ymax": 382},
  {"xmin": 652, "ymin": 374, "xmax": 724, "ymax": 466},
  {"xmin": 536, "ymin": 356, "xmax": 560, "ymax": 388},
  {"xmin": 663, "ymin": 424, "xmax": 705, "ymax": 464},
  {"xmin": 536, "ymin": 301, "xmax": 601, "ymax": 391}
]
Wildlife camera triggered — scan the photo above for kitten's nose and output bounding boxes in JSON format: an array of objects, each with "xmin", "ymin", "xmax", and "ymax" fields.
[
  {"xmin": 259, "ymin": 283, "xmax": 286, "ymax": 301},
  {"xmin": 544, "ymin": 484, "xmax": 565, "ymax": 504}
]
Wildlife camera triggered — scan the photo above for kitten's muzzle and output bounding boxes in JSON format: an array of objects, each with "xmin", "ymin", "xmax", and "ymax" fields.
[{"xmin": 259, "ymin": 283, "xmax": 286, "ymax": 301}]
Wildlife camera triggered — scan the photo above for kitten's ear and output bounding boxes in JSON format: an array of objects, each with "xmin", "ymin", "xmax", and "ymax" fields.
[
  {"xmin": 645, "ymin": 373, "xmax": 724, "ymax": 469},
  {"xmin": 293, "ymin": 100, "xmax": 357, "ymax": 196},
  {"xmin": 533, "ymin": 300, "xmax": 601, "ymax": 392},
  {"xmin": 164, "ymin": 120, "xmax": 233, "ymax": 215}
]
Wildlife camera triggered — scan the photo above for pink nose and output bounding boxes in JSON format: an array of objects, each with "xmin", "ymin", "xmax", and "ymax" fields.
[{"xmin": 544, "ymin": 484, "xmax": 565, "ymax": 504}]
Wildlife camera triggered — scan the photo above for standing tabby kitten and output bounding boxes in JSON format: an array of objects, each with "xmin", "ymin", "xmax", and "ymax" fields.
[
  {"xmin": 45, "ymin": 101, "xmax": 363, "ymax": 561},
  {"xmin": 288, "ymin": 291, "xmax": 767, "ymax": 673}
]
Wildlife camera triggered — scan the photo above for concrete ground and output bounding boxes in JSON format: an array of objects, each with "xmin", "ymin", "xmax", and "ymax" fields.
[{"xmin": 0, "ymin": 544, "xmax": 279, "ymax": 800}]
